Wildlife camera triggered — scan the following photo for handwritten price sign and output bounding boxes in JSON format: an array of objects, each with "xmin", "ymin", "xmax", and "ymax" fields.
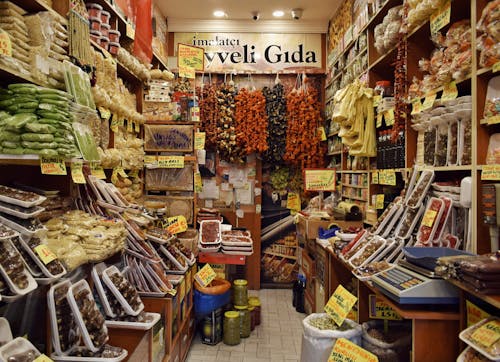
[
  {"xmin": 195, "ymin": 264, "xmax": 216, "ymax": 287},
  {"xmin": 158, "ymin": 156, "xmax": 185, "ymax": 168},
  {"xmin": 369, "ymin": 295, "xmax": 402, "ymax": 320},
  {"xmin": 325, "ymin": 285, "xmax": 358, "ymax": 326},
  {"xmin": 166, "ymin": 215, "xmax": 188, "ymax": 234},
  {"xmin": 34, "ymin": 245, "xmax": 57, "ymax": 265},
  {"xmin": 471, "ymin": 320, "xmax": 500, "ymax": 348},
  {"xmin": 40, "ymin": 157, "xmax": 67, "ymax": 175},
  {"xmin": 329, "ymin": 338, "xmax": 378, "ymax": 362}
]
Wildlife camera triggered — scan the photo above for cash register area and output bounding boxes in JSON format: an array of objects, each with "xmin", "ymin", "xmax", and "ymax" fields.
[{"xmin": 186, "ymin": 289, "xmax": 303, "ymax": 362}]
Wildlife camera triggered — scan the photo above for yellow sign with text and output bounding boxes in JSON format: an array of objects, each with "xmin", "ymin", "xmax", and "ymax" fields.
[
  {"xmin": 482, "ymin": 165, "xmax": 500, "ymax": 181},
  {"xmin": 384, "ymin": 109, "xmax": 395, "ymax": 126},
  {"xmin": 166, "ymin": 215, "xmax": 188, "ymax": 234},
  {"xmin": 287, "ymin": 192, "xmax": 301, "ymax": 212},
  {"xmin": 430, "ymin": 0, "xmax": 451, "ymax": 33},
  {"xmin": 195, "ymin": 132, "xmax": 206, "ymax": 150},
  {"xmin": 194, "ymin": 263, "xmax": 216, "ymax": 288},
  {"xmin": 34, "ymin": 355, "xmax": 54, "ymax": 362},
  {"xmin": 411, "ymin": 98, "xmax": 422, "ymax": 115},
  {"xmin": 422, "ymin": 93, "xmax": 437, "ymax": 110},
  {"xmin": 422, "ymin": 209, "xmax": 438, "ymax": 227},
  {"xmin": 34, "ymin": 245, "xmax": 57, "ymax": 265},
  {"xmin": 178, "ymin": 43, "xmax": 204, "ymax": 71},
  {"xmin": 471, "ymin": 320, "xmax": 500, "ymax": 348},
  {"xmin": 329, "ymin": 338, "xmax": 378, "ymax": 362},
  {"xmin": 0, "ymin": 30, "xmax": 12, "ymax": 56},
  {"xmin": 90, "ymin": 162, "xmax": 106, "ymax": 179},
  {"xmin": 372, "ymin": 171, "xmax": 379, "ymax": 184},
  {"xmin": 194, "ymin": 172, "xmax": 203, "ymax": 193},
  {"xmin": 40, "ymin": 157, "xmax": 67, "ymax": 175},
  {"xmin": 369, "ymin": 295, "xmax": 402, "ymax": 320},
  {"xmin": 385, "ymin": 169, "xmax": 396, "ymax": 186},
  {"xmin": 158, "ymin": 156, "xmax": 185, "ymax": 168},
  {"xmin": 71, "ymin": 161, "xmax": 86, "ymax": 184},
  {"xmin": 375, "ymin": 194, "xmax": 385, "ymax": 210},
  {"xmin": 466, "ymin": 300, "xmax": 491, "ymax": 327},
  {"xmin": 318, "ymin": 126, "xmax": 327, "ymax": 141},
  {"xmin": 376, "ymin": 112, "xmax": 383, "ymax": 128},
  {"xmin": 442, "ymin": 81, "xmax": 458, "ymax": 101},
  {"xmin": 325, "ymin": 285, "xmax": 358, "ymax": 326},
  {"xmin": 304, "ymin": 169, "xmax": 336, "ymax": 191}
]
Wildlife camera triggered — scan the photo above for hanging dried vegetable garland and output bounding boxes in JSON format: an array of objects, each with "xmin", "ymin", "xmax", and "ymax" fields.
[
  {"xmin": 198, "ymin": 84, "xmax": 219, "ymax": 150},
  {"xmin": 68, "ymin": 0, "xmax": 93, "ymax": 66},
  {"xmin": 392, "ymin": 5, "xmax": 408, "ymax": 142},
  {"xmin": 284, "ymin": 77, "xmax": 326, "ymax": 169},
  {"xmin": 234, "ymin": 88, "xmax": 268, "ymax": 156},
  {"xmin": 263, "ymin": 83, "xmax": 287, "ymax": 164},
  {"xmin": 216, "ymin": 83, "xmax": 239, "ymax": 163}
]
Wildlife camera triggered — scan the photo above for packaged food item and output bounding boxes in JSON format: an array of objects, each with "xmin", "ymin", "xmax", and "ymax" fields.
[
  {"xmin": 457, "ymin": 109, "xmax": 472, "ymax": 165},
  {"xmin": 432, "ymin": 196, "xmax": 452, "ymax": 245},
  {"xmin": 406, "ymin": 171, "xmax": 435, "ymax": 208},
  {"xmin": 416, "ymin": 197, "xmax": 444, "ymax": 245},
  {"xmin": 484, "ymin": 76, "xmax": 500, "ymax": 120},
  {"xmin": 432, "ymin": 117, "xmax": 448, "ymax": 167},
  {"xmin": 48, "ymin": 280, "xmax": 79, "ymax": 354},
  {"xmin": 0, "ymin": 239, "xmax": 37, "ymax": 296},
  {"xmin": 459, "ymin": 317, "xmax": 500, "ymax": 360},
  {"xmin": 394, "ymin": 205, "xmax": 424, "ymax": 239},
  {"xmin": 102, "ymin": 265, "xmax": 144, "ymax": 316}
]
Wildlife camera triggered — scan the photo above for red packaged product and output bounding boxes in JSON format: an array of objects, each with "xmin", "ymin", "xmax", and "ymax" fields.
[
  {"xmin": 432, "ymin": 196, "xmax": 452, "ymax": 245},
  {"xmin": 416, "ymin": 197, "xmax": 444, "ymax": 245},
  {"xmin": 341, "ymin": 229, "xmax": 367, "ymax": 256}
]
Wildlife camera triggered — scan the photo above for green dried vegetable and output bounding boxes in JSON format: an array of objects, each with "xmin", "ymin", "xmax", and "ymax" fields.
[
  {"xmin": 22, "ymin": 141, "xmax": 58, "ymax": 149},
  {"xmin": 308, "ymin": 315, "xmax": 351, "ymax": 331},
  {"xmin": 25, "ymin": 123, "xmax": 57, "ymax": 134},
  {"xmin": 0, "ymin": 132, "xmax": 21, "ymax": 142},
  {"xmin": 3, "ymin": 113, "xmax": 37, "ymax": 130},
  {"xmin": 3, "ymin": 147, "xmax": 24, "ymax": 155},
  {"xmin": 37, "ymin": 110, "xmax": 71, "ymax": 122},
  {"xmin": 2, "ymin": 141, "xmax": 20, "ymax": 148},
  {"xmin": 21, "ymin": 133, "xmax": 55, "ymax": 142}
]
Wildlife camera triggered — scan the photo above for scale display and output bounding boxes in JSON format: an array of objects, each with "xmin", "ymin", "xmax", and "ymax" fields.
[{"xmin": 371, "ymin": 265, "xmax": 459, "ymax": 304}]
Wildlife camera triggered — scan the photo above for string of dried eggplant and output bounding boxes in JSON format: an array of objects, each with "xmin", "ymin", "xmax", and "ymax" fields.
[
  {"xmin": 263, "ymin": 83, "xmax": 287, "ymax": 164},
  {"xmin": 234, "ymin": 88, "xmax": 268, "ymax": 156},
  {"xmin": 284, "ymin": 79, "xmax": 326, "ymax": 169},
  {"xmin": 198, "ymin": 84, "xmax": 219, "ymax": 150}
]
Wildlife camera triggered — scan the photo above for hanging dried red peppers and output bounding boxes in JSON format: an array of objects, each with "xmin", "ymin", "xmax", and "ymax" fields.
[
  {"xmin": 234, "ymin": 88, "xmax": 268, "ymax": 155},
  {"xmin": 199, "ymin": 84, "xmax": 219, "ymax": 150}
]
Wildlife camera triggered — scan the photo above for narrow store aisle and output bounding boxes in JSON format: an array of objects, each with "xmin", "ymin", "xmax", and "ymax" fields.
[{"xmin": 186, "ymin": 289, "xmax": 305, "ymax": 362}]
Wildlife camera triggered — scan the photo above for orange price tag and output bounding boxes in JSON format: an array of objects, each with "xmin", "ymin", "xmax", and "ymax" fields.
[
  {"xmin": 34, "ymin": 245, "xmax": 57, "ymax": 265},
  {"xmin": 466, "ymin": 301, "xmax": 491, "ymax": 327},
  {"xmin": 166, "ymin": 215, "xmax": 188, "ymax": 234}
]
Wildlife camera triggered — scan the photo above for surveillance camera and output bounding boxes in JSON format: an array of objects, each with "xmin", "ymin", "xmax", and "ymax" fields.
[
  {"xmin": 252, "ymin": 11, "xmax": 260, "ymax": 20},
  {"xmin": 291, "ymin": 8, "xmax": 303, "ymax": 20}
]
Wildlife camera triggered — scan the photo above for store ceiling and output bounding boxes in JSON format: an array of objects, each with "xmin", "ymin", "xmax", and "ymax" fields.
[{"xmin": 156, "ymin": 0, "xmax": 342, "ymax": 33}]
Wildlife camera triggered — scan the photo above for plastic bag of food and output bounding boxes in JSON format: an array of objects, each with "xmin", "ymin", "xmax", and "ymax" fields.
[
  {"xmin": 361, "ymin": 321, "xmax": 412, "ymax": 362},
  {"xmin": 484, "ymin": 76, "xmax": 500, "ymax": 120},
  {"xmin": 486, "ymin": 133, "xmax": 500, "ymax": 165}
]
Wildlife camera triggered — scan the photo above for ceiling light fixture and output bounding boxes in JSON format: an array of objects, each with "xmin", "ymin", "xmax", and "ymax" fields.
[
  {"xmin": 213, "ymin": 10, "xmax": 226, "ymax": 17},
  {"xmin": 272, "ymin": 10, "xmax": 284, "ymax": 17}
]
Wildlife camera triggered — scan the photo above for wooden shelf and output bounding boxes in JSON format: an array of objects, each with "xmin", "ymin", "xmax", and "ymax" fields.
[
  {"xmin": 198, "ymin": 252, "xmax": 246, "ymax": 265},
  {"xmin": 477, "ymin": 66, "xmax": 495, "ymax": 77},
  {"xmin": 89, "ymin": 0, "xmax": 129, "ymax": 37},
  {"xmin": 416, "ymin": 165, "xmax": 473, "ymax": 171},
  {"xmin": 342, "ymin": 183, "xmax": 368, "ymax": 189},
  {"xmin": 153, "ymin": 51, "xmax": 169, "ymax": 70},
  {"xmin": 446, "ymin": 278, "xmax": 500, "ymax": 310},
  {"xmin": 264, "ymin": 251, "xmax": 297, "ymax": 260},
  {"xmin": 0, "ymin": 64, "xmax": 47, "ymax": 88},
  {"xmin": 15, "ymin": 0, "xmax": 65, "ymax": 22},
  {"xmin": 365, "ymin": 0, "xmax": 403, "ymax": 31},
  {"xmin": 0, "ymin": 155, "xmax": 82, "ymax": 166},
  {"xmin": 339, "ymin": 170, "xmax": 369, "ymax": 174},
  {"xmin": 341, "ymin": 195, "xmax": 368, "ymax": 202}
]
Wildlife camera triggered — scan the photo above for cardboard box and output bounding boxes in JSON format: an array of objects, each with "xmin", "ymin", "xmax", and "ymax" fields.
[{"xmin": 296, "ymin": 213, "xmax": 362, "ymax": 240}]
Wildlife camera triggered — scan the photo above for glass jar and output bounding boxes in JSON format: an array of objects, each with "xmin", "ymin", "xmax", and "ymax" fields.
[
  {"xmin": 223, "ymin": 311, "xmax": 240, "ymax": 345},
  {"xmin": 233, "ymin": 279, "xmax": 248, "ymax": 306},
  {"xmin": 248, "ymin": 305, "xmax": 256, "ymax": 331},
  {"xmin": 234, "ymin": 305, "xmax": 251, "ymax": 338},
  {"xmin": 249, "ymin": 297, "xmax": 261, "ymax": 326}
]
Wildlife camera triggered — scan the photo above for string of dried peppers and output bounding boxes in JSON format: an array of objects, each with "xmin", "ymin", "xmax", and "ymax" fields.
[{"xmin": 199, "ymin": 84, "xmax": 219, "ymax": 150}]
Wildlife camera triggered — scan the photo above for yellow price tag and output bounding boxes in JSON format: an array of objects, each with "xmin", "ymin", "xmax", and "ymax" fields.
[
  {"xmin": 471, "ymin": 320, "xmax": 500, "ymax": 348},
  {"xmin": 129, "ymin": 169, "xmax": 139, "ymax": 178},
  {"xmin": 375, "ymin": 194, "xmax": 384, "ymax": 210},
  {"xmin": 329, "ymin": 338, "xmax": 378, "ymax": 362},
  {"xmin": 127, "ymin": 120, "xmax": 133, "ymax": 133},
  {"xmin": 134, "ymin": 121, "xmax": 140, "ymax": 133},
  {"xmin": 126, "ymin": 23, "xmax": 135, "ymax": 39},
  {"xmin": 194, "ymin": 172, "xmax": 202, "ymax": 193},
  {"xmin": 110, "ymin": 115, "xmax": 119, "ymax": 133},
  {"xmin": 441, "ymin": 81, "xmax": 458, "ymax": 101},
  {"xmin": 411, "ymin": 98, "xmax": 423, "ymax": 115},
  {"xmin": 324, "ymin": 285, "xmax": 358, "ymax": 326},
  {"xmin": 194, "ymin": 132, "xmax": 206, "ymax": 150},
  {"xmin": 158, "ymin": 156, "xmax": 184, "ymax": 168},
  {"xmin": 179, "ymin": 65, "xmax": 196, "ymax": 79},
  {"xmin": 40, "ymin": 157, "xmax": 67, "ymax": 175},
  {"xmin": 422, "ymin": 209, "xmax": 438, "ymax": 227},
  {"xmin": 34, "ymin": 245, "xmax": 57, "ymax": 265},
  {"xmin": 368, "ymin": 295, "xmax": 402, "ymax": 320},
  {"xmin": 372, "ymin": 171, "xmax": 379, "ymax": 184},
  {"xmin": 385, "ymin": 169, "xmax": 396, "ymax": 186},
  {"xmin": 194, "ymin": 264, "xmax": 216, "ymax": 288},
  {"xmin": 115, "ymin": 166, "xmax": 128, "ymax": 178},
  {"xmin": 373, "ymin": 95, "xmax": 382, "ymax": 108},
  {"xmin": 378, "ymin": 170, "xmax": 387, "ymax": 185},
  {"xmin": 487, "ymin": 116, "xmax": 500, "ymax": 125},
  {"xmin": 166, "ymin": 215, "xmax": 188, "ymax": 234},
  {"xmin": 90, "ymin": 162, "xmax": 106, "ymax": 179},
  {"xmin": 0, "ymin": 29, "xmax": 12, "ymax": 56},
  {"xmin": 71, "ymin": 160, "xmax": 86, "ymax": 184},
  {"xmin": 98, "ymin": 107, "xmax": 111, "ymax": 120},
  {"xmin": 385, "ymin": 108, "xmax": 395, "ymax": 126},
  {"xmin": 482, "ymin": 165, "xmax": 500, "ymax": 180},
  {"xmin": 430, "ymin": 0, "xmax": 451, "ymax": 34},
  {"xmin": 376, "ymin": 113, "xmax": 383, "ymax": 128},
  {"xmin": 286, "ymin": 192, "xmax": 301, "ymax": 212},
  {"xmin": 422, "ymin": 93, "xmax": 437, "ymax": 110},
  {"xmin": 318, "ymin": 126, "xmax": 327, "ymax": 141},
  {"xmin": 34, "ymin": 354, "xmax": 54, "ymax": 362},
  {"xmin": 144, "ymin": 155, "xmax": 157, "ymax": 166},
  {"xmin": 493, "ymin": 62, "xmax": 500, "ymax": 73},
  {"xmin": 466, "ymin": 300, "xmax": 491, "ymax": 327}
]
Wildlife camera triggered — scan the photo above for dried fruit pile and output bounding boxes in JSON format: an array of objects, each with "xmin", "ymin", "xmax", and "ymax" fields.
[{"xmin": 263, "ymin": 84, "xmax": 287, "ymax": 164}]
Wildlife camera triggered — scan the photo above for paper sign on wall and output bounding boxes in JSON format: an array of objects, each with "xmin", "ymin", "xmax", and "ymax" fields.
[
  {"xmin": 329, "ymin": 338, "xmax": 378, "ymax": 362},
  {"xmin": 324, "ymin": 285, "xmax": 358, "ymax": 326},
  {"xmin": 195, "ymin": 264, "xmax": 216, "ymax": 287}
]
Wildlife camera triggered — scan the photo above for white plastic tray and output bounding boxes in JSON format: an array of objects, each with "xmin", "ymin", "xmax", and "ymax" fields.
[
  {"xmin": 141, "ymin": 263, "xmax": 162, "ymax": 293},
  {"xmin": 0, "ymin": 239, "xmax": 38, "ymax": 296},
  {"xmin": 0, "ymin": 225, "xmax": 19, "ymax": 240},
  {"xmin": 0, "ymin": 214, "xmax": 46, "ymax": 237},
  {"xmin": 159, "ymin": 245, "xmax": 188, "ymax": 272},
  {"xmin": 0, "ymin": 318, "xmax": 12, "ymax": 345},
  {"xmin": 381, "ymin": 204, "xmax": 405, "ymax": 238},
  {"xmin": 222, "ymin": 249, "xmax": 253, "ymax": 256},
  {"xmin": 221, "ymin": 236, "xmax": 253, "ymax": 246},
  {"xmin": 341, "ymin": 232, "xmax": 370, "ymax": 261},
  {"xmin": 459, "ymin": 318, "xmax": 500, "ymax": 361},
  {"xmin": 106, "ymin": 312, "xmax": 161, "ymax": 331},
  {"xmin": 353, "ymin": 262, "xmax": 395, "ymax": 281},
  {"xmin": 374, "ymin": 201, "xmax": 402, "ymax": 235},
  {"xmin": 199, "ymin": 220, "xmax": 221, "ymax": 244},
  {"xmin": 180, "ymin": 252, "xmax": 196, "ymax": 266},
  {"xmin": 0, "ymin": 186, "xmax": 46, "ymax": 208},
  {"xmin": 0, "ymin": 337, "xmax": 41, "ymax": 360},
  {"xmin": 221, "ymin": 245, "xmax": 253, "ymax": 252},
  {"xmin": 348, "ymin": 236, "xmax": 387, "ymax": 268},
  {"xmin": 67, "ymin": 279, "xmax": 109, "ymax": 352},
  {"xmin": 51, "ymin": 348, "xmax": 128, "ymax": 362},
  {"xmin": 404, "ymin": 168, "xmax": 419, "ymax": 204},
  {"xmin": 394, "ymin": 204, "xmax": 424, "ymax": 239},
  {"xmin": 92, "ymin": 263, "xmax": 117, "ymax": 318},
  {"xmin": 406, "ymin": 170, "xmax": 435, "ymax": 209},
  {"xmin": 386, "ymin": 238, "xmax": 405, "ymax": 263},
  {"xmin": 416, "ymin": 197, "xmax": 445, "ymax": 246},
  {"xmin": 146, "ymin": 233, "xmax": 174, "ymax": 244},
  {"xmin": 197, "ymin": 244, "xmax": 220, "ymax": 253},
  {"xmin": 48, "ymin": 279, "xmax": 77, "ymax": 356},
  {"xmin": 102, "ymin": 265, "xmax": 144, "ymax": 316},
  {"xmin": 18, "ymin": 236, "xmax": 66, "ymax": 279},
  {"xmin": 432, "ymin": 196, "xmax": 452, "ymax": 244},
  {"xmin": 0, "ymin": 203, "xmax": 44, "ymax": 219}
]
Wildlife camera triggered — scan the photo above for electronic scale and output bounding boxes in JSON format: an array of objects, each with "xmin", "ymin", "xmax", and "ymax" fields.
[{"xmin": 371, "ymin": 261, "xmax": 459, "ymax": 304}]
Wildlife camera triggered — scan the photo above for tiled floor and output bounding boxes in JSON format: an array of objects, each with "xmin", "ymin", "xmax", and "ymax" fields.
[{"xmin": 186, "ymin": 289, "xmax": 305, "ymax": 362}]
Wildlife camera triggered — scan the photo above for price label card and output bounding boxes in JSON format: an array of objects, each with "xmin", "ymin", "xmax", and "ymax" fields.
[
  {"xmin": 430, "ymin": 0, "xmax": 451, "ymax": 34},
  {"xmin": 487, "ymin": 116, "xmax": 500, "ymax": 125},
  {"xmin": 378, "ymin": 170, "xmax": 387, "ymax": 185},
  {"xmin": 110, "ymin": 115, "xmax": 119, "ymax": 133},
  {"xmin": 411, "ymin": 98, "xmax": 423, "ymax": 115},
  {"xmin": 373, "ymin": 95, "xmax": 382, "ymax": 108},
  {"xmin": 385, "ymin": 109, "xmax": 395, "ymax": 126},
  {"xmin": 194, "ymin": 172, "xmax": 202, "ymax": 192},
  {"xmin": 376, "ymin": 112, "xmax": 383, "ymax": 128},
  {"xmin": 126, "ymin": 23, "xmax": 135, "ymax": 39},
  {"xmin": 166, "ymin": 215, "xmax": 188, "ymax": 234},
  {"xmin": 98, "ymin": 107, "xmax": 111, "ymax": 120},
  {"xmin": 134, "ymin": 121, "xmax": 140, "ymax": 133},
  {"xmin": 442, "ymin": 81, "xmax": 458, "ymax": 101},
  {"xmin": 422, "ymin": 209, "xmax": 438, "ymax": 227},
  {"xmin": 324, "ymin": 285, "xmax": 358, "ymax": 326},
  {"xmin": 493, "ymin": 62, "xmax": 500, "ymax": 73},
  {"xmin": 40, "ymin": 157, "xmax": 67, "ymax": 175},
  {"xmin": 144, "ymin": 155, "xmax": 158, "ymax": 166},
  {"xmin": 34, "ymin": 245, "xmax": 57, "ymax": 265},
  {"xmin": 287, "ymin": 192, "xmax": 301, "ymax": 212},
  {"xmin": 71, "ymin": 161, "xmax": 86, "ymax": 184},
  {"xmin": 375, "ymin": 194, "xmax": 385, "ymax": 210},
  {"xmin": 34, "ymin": 355, "xmax": 54, "ymax": 362},
  {"xmin": 115, "ymin": 166, "xmax": 128, "ymax": 178},
  {"xmin": 482, "ymin": 165, "xmax": 500, "ymax": 181},
  {"xmin": 194, "ymin": 132, "xmax": 206, "ymax": 150},
  {"xmin": 466, "ymin": 300, "xmax": 491, "ymax": 327},
  {"xmin": 471, "ymin": 320, "xmax": 500, "ymax": 348},
  {"xmin": 158, "ymin": 156, "xmax": 185, "ymax": 168},
  {"xmin": 369, "ymin": 295, "xmax": 402, "ymax": 320},
  {"xmin": 318, "ymin": 126, "xmax": 327, "ymax": 141},
  {"xmin": 422, "ymin": 93, "xmax": 437, "ymax": 110},
  {"xmin": 127, "ymin": 120, "xmax": 133, "ymax": 133},
  {"xmin": 372, "ymin": 171, "xmax": 379, "ymax": 184},
  {"xmin": 179, "ymin": 64, "xmax": 195, "ymax": 79},
  {"xmin": 386, "ymin": 169, "xmax": 396, "ymax": 186},
  {"xmin": 194, "ymin": 263, "xmax": 216, "ymax": 288},
  {"xmin": 329, "ymin": 338, "xmax": 378, "ymax": 362},
  {"xmin": 90, "ymin": 162, "xmax": 106, "ymax": 179},
  {"xmin": 0, "ymin": 29, "xmax": 12, "ymax": 56}
]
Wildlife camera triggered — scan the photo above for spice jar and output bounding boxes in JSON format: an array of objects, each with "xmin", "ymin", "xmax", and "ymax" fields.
[
  {"xmin": 233, "ymin": 279, "xmax": 248, "ymax": 306},
  {"xmin": 223, "ymin": 311, "xmax": 240, "ymax": 346},
  {"xmin": 248, "ymin": 305, "xmax": 256, "ymax": 331},
  {"xmin": 234, "ymin": 305, "xmax": 251, "ymax": 338},
  {"xmin": 248, "ymin": 297, "xmax": 261, "ymax": 326}
]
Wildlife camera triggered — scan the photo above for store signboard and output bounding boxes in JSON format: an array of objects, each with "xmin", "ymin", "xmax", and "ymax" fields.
[{"xmin": 173, "ymin": 33, "xmax": 323, "ymax": 73}]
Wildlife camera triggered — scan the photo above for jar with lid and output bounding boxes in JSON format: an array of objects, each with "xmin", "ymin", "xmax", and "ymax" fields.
[
  {"xmin": 234, "ymin": 305, "xmax": 251, "ymax": 338},
  {"xmin": 223, "ymin": 311, "xmax": 241, "ymax": 345},
  {"xmin": 374, "ymin": 80, "xmax": 393, "ymax": 98},
  {"xmin": 233, "ymin": 279, "xmax": 248, "ymax": 306},
  {"xmin": 248, "ymin": 305, "xmax": 256, "ymax": 331},
  {"xmin": 248, "ymin": 297, "xmax": 261, "ymax": 326}
]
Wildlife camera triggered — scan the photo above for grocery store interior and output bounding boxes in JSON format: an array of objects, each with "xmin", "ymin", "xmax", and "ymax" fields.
[{"xmin": 0, "ymin": 0, "xmax": 498, "ymax": 361}]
